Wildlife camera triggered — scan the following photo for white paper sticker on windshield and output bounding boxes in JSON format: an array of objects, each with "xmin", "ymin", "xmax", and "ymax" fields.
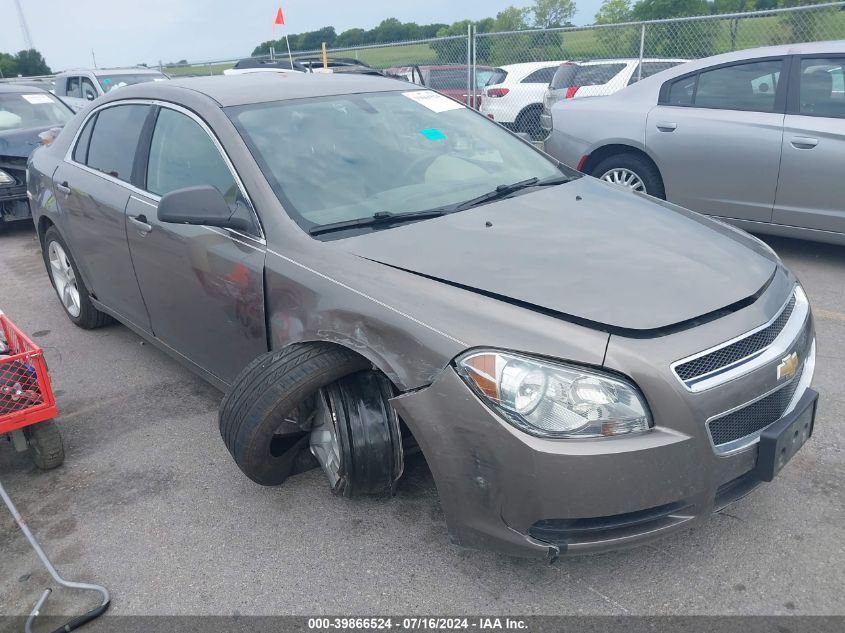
[
  {"xmin": 402, "ymin": 90, "xmax": 464, "ymax": 113},
  {"xmin": 22, "ymin": 94, "xmax": 53, "ymax": 104}
]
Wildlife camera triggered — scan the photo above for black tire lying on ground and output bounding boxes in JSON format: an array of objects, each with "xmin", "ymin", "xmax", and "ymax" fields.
[{"xmin": 219, "ymin": 343, "xmax": 371, "ymax": 486}]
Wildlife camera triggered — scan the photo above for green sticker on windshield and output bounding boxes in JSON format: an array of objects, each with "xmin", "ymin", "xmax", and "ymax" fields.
[{"xmin": 420, "ymin": 128, "xmax": 446, "ymax": 140}]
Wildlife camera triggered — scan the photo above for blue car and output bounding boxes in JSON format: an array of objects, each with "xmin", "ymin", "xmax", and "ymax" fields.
[{"xmin": 0, "ymin": 84, "xmax": 74, "ymax": 230}]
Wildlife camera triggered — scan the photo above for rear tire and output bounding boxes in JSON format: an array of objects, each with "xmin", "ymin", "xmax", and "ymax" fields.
[
  {"xmin": 591, "ymin": 153, "xmax": 665, "ymax": 199},
  {"xmin": 515, "ymin": 105, "xmax": 544, "ymax": 141},
  {"xmin": 219, "ymin": 343, "xmax": 371, "ymax": 486},
  {"xmin": 25, "ymin": 420, "xmax": 65, "ymax": 470},
  {"xmin": 42, "ymin": 227, "xmax": 112, "ymax": 329}
]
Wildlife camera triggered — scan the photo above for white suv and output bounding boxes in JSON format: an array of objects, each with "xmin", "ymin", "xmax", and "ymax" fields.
[{"xmin": 479, "ymin": 61, "xmax": 566, "ymax": 139}]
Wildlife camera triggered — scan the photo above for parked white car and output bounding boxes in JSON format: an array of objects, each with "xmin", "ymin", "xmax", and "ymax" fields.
[
  {"xmin": 54, "ymin": 68, "xmax": 167, "ymax": 111},
  {"xmin": 479, "ymin": 61, "xmax": 566, "ymax": 139},
  {"xmin": 540, "ymin": 59, "xmax": 687, "ymax": 135}
]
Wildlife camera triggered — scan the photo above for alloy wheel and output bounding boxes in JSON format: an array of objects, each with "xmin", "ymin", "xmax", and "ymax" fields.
[
  {"xmin": 600, "ymin": 168, "xmax": 647, "ymax": 193},
  {"xmin": 308, "ymin": 389, "xmax": 343, "ymax": 487},
  {"xmin": 47, "ymin": 241, "xmax": 81, "ymax": 318}
]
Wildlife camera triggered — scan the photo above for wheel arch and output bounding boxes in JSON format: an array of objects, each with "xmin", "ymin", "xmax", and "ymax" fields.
[{"xmin": 581, "ymin": 143, "xmax": 662, "ymax": 178}]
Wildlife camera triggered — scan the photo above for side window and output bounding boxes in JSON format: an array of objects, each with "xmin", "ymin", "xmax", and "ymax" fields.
[
  {"xmin": 694, "ymin": 60, "xmax": 783, "ymax": 112},
  {"xmin": 81, "ymin": 78, "xmax": 98, "ymax": 101},
  {"xmin": 522, "ymin": 67, "xmax": 557, "ymax": 84},
  {"xmin": 667, "ymin": 75, "xmax": 696, "ymax": 105},
  {"xmin": 72, "ymin": 114, "xmax": 96, "ymax": 163},
  {"xmin": 146, "ymin": 108, "xmax": 239, "ymax": 205},
  {"xmin": 65, "ymin": 76, "xmax": 81, "ymax": 99},
  {"xmin": 85, "ymin": 105, "xmax": 150, "ymax": 181},
  {"xmin": 799, "ymin": 57, "xmax": 845, "ymax": 118}
]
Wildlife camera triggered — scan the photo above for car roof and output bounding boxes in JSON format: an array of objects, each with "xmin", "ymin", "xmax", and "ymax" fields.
[
  {"xmin": 56, "ymin": 68, "xmax": 163, "ymax": 77},
  {"xmin": 104, "ymin": 72, "xmax": 414, "ymax": 107},
  {"xmin": 576, "ymin": 58, "xmax": 686, "ymax": 65},
  {"xmin": 656, "ymin": 40, "xmax": 845, "ymax": 76},
  {"xmin": 0, "ymin": 83, "xmax": 50, "ymax": 94}
]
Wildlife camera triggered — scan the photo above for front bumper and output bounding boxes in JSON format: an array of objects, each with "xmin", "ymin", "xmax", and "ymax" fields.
[
  {"xmin": 0, "ymin": 163, "xmax": 31, "ymax": 223},
  {"xmin": 391, "ymin": 281, "xmax": 816, "ymax": 559}
]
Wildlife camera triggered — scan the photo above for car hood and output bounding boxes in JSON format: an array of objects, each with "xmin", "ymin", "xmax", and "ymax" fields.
[
  {"xmin": 337, "ymin": 177, "xmax": 777, "ymax": 333},
  {"xmin": 0, "ymin": 125, "xmax": 55, "ymax": 159}
]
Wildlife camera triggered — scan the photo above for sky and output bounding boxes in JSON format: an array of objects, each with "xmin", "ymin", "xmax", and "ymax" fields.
[{"xmin": 0, "ymin": 0, "xmax": 604, "ymax": 71}]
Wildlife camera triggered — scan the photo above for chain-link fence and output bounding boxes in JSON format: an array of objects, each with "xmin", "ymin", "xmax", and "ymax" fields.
[{"xmin": 165, "ymin": 2, "xmax": 845, "ymax": 138}]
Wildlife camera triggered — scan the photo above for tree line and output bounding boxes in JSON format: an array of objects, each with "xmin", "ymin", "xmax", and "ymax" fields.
[
  {"xmin": 252, "ymin": 0, "xmax": 833, "ymax": 57},
  {"xmin": 0, "ymin": 49, "xmax": 51, "ymax": 78}
]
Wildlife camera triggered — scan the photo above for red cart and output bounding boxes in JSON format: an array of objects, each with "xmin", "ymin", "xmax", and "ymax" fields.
[
  {"xmin": 2, "ymin": 311, "xmax": 109, "ymax": 630},
  {"xmin": 1, "ymin": 311, "xmax": 64, "ymax": 469}
]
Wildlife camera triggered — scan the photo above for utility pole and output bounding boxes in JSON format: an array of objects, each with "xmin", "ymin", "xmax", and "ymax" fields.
[
  {"xmin": 14, "ymin": 0, "xmax": 35, "ymax": 49},
  {"xmin": 91, "ymin": 49, "xmax": 98, "ymax": 68}
]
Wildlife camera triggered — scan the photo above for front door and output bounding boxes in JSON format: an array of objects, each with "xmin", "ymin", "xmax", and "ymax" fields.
[
  {"xmin": 773, "ymin": 55, "xmax": 845, "ymax": 235},
  {"xmin": 646, "ymin": 58, "xmax": 787, "ymax": 223},
  {"xmin": 125, "ymin": 105, "xmax": 267, "ymax": 385}
]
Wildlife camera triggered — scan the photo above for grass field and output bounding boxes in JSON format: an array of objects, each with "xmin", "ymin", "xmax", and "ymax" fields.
[{"xmin": 172, "ymin": 9, "xmax": 845, "ymax": 75}]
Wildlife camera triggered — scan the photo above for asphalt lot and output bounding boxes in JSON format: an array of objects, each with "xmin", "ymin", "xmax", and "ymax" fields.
[{"xmin": 1, "ymin": 221, "xmax": 843, "ymax": 620}]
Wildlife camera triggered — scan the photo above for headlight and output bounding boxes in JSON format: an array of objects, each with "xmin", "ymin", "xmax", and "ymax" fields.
[
  {"xmin": 456, "ymin": 351, "xmax": 652, "ymax": 438},
  {"xmin": 0, "ymin": 169, "xmax": 15, "ymax": 187}
]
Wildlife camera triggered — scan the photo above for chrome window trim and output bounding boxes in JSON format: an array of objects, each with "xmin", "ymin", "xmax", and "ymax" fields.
[
  {"xmin": 670, "ymin": 285, "xmax": 808, "ymax": 393},
  {"xmin": 62, "ymin": 98, "xmax": 266, "ymax": 244},
  {"xmin": 707, "ymin": 337, "xmax": 815, "ymax": 456}
]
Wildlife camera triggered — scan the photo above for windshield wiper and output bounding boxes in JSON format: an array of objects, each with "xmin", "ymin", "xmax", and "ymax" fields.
[
  {"xmin": 308, "ymin": 209, "xmax": 447, "ymax": 236},
  {"xmin": 453, "ymin": 174, "xmax": 572, "ymax": 212}
]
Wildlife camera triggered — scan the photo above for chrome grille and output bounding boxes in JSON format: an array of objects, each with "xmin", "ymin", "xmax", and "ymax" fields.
[
  {"xmin": 675, "ymin": 294, "xmax": 796, "ymax": 382},
  {"xmin": 708, "ymin": 362, "xmax": 804, "ymax": 448}
]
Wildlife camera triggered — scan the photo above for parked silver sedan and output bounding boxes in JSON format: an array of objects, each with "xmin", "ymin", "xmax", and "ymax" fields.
[{"xmin": 544, "ymin": 41, "xmax": 845, "ymax": 246}]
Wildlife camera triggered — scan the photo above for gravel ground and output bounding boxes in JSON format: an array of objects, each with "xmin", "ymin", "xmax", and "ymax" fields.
[{"xmin": 1, "ymin": 223, "xmax": 843, "ymax": 622}]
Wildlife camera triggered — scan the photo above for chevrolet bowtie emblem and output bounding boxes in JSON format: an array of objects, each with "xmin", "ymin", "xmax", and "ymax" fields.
[{"xmin": 777, "ymin": 352, "xmax": 800, "ymax": 381}]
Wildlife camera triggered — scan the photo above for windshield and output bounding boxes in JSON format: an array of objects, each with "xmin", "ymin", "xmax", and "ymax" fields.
[
  {"xmin": 97, "ymin": 73, "xmax": 167, "ymax": 93},
  {"xmin": 0, "ymin": 92, "xmax": 73, "ymax": 131},
  {"xmin": 228, "ymin": 90, "xmax": 567, "ymax": 234}
]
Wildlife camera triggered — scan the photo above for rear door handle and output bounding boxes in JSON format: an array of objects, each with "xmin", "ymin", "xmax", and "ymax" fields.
[
  {"xmin": 55, "ymin": 181, "xmax": 70, "ymax": 194},
  {"xmin": 656, "ymin": 121, "xmax": 677, "ymax": 132},
  {"xmin": 128, "ymin": 214, "xmax": 152, "ymax": 234},
  {"xmin": 791, "ymin": 137, "xmax": 819, "ymax": 149}
]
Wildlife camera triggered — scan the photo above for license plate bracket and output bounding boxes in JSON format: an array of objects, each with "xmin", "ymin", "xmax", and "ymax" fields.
[{"xmin": 755, "ymin": 389, "xmax": 817, "ymax": 482}]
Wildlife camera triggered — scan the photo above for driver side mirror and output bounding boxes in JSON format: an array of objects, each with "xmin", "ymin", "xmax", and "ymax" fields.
[
  {"xmin": 84, "ymin": 91, "xmax": 96, "ymax": 101},
  {"xmin": 158, "ymin": 185, "xmax": 252, "ymax": 232}
]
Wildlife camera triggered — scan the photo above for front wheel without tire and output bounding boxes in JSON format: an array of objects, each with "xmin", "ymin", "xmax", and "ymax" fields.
[
  {"xmin": 42, "ymin": 227, "xmax": 112, "ymax": 329},
  {"xmin": 591, "ymin": 153, "xmax": 665, "ymax": 199}
]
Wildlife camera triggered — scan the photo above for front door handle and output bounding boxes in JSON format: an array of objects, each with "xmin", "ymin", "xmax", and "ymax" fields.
[
  {"xmin": 656, "ymin": 121, "xmax": 677, "ymax": 132},
  {"xmin": 128, "ymin": 214, "xmax": 152, "ymax": 234},
  {"xmin": 791, "ymin": 137, "xmax": 819, "ymax": 149},
  {"xmin": 55, "ymin": 181, "xmax": 71, "ymax": 194}
]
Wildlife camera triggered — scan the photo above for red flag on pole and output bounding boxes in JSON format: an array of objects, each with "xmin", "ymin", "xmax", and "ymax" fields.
[{"xmin": 273, "ymin": 7, "xmax": 285, "ymax": 27}]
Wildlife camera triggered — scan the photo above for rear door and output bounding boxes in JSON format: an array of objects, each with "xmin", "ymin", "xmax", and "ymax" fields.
[
  {"xmin": 52, "ymin": 103, "xmax": 152, "ymax": 331},
  {"xmin": 646, "ymin": 57, "xmax": 787, "ymax": 222},
  {"xmin": 125, "ymin": 104, "xmax": 267, "ymax": 385},
  {"xmin": 773, "ymin": 54, "xmax": 845, "ymax": 235}
]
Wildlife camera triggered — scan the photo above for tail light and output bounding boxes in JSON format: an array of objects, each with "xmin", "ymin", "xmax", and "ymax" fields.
[
  {"xmin": 565, "ymin": 86, "xmax": 580, "ymax": 99},
  {"xmin": 487, "ymin": 87, "xmax": 509, "ymax": 98}
]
